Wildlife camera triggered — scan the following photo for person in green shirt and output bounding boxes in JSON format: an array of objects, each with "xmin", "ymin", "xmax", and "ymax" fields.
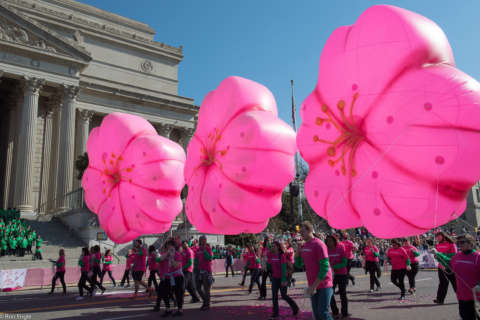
[
  {"xmin": 27, "ymin": 233, "xmax": 33, "ymax": 254},
  {"xmin": 34, "ymin": 236, "xmax": 43, "ymax": 260},
  {"xmin": 20, "ymin": 237, "xmax": 28, "ymax": 257},
  {"xmin": 9, "ymin": 236, "xmax": 17, "ymax": 256},
  {"xmin": 1, "ymin": 237, "xmax": 7, "ymax": 257},
  {"xmin": 16, "ymin": 235, "xmax": 22, "ymax": 256}
]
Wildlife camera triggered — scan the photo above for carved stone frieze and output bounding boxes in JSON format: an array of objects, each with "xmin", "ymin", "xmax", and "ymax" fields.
[{"xmin": 0, "ymin": 15, "xmax": 58, "ymax": 53}]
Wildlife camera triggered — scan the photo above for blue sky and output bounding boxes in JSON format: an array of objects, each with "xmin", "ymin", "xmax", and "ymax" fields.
[{"xmin": 78, "ymin": 0, "xmax": 480, "ymax": 127}]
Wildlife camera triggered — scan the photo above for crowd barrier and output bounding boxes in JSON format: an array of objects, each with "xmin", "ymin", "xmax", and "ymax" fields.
[
  {"xmin": 1, "ymin": 259, "xmax": 246, "ymax": 290},
  {"xmin": 1, "ymin": 250, "xmax": 440, "ymax": 291}
]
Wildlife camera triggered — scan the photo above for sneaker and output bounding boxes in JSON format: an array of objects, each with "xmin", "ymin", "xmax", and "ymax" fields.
[
  {"xmin": 101, "ymin": 288, "xmax": 105, "ymax": 295},
  {"xmin": 369, "ymin": 289, "xmax": 374, "ymax": 293},
  {"xmin": 375, "ymin": 285, "xmax": 381, "ymax": 291},
  {"xmin": 239, "ymin": 282, "xmax": 244, "ymax": 286},
  {"xmin": 433, "ymin": 299, "xmax": 444, "ymax": 305},
  {"xmin": 190, "ymin": 298, "xmax": 200, "ymax": 303},
  {"xmin": 351, "ymin": 278, "xmax": 355, "ymax": 286},
  {"xmin": 75, "ymin": 296, "xmax": 84, "ymax": 301},
  {"xmin": 173, "ymin": 310, "xmax": 183, "ymax": 317},
  {"xmin": 399, "ymin": 295, "xmax": 406, "ymax": 301},
  {"xmin": 200, "ymin": 305, "xmax": 210, "ymax": 311}
]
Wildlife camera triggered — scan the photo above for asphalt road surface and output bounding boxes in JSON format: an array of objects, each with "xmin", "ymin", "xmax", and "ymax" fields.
[{"xmin": 0, "ymin": 269, "xmax": 461, "ymax": 320}]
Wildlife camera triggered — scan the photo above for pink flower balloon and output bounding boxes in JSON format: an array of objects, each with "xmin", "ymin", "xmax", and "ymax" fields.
[
  {"xmin": 184, "ymin": 76, "xmax": 297, "ymax": 234},
  {"xmin": 82, "ymin": 113, "xmax": 186, "ymax": 243},
  {"xmin": 297, "ymin": 5, "xmax": 480, "ymax": 238}
]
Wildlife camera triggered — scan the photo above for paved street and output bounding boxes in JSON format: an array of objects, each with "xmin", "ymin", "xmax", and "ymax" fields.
[{"xmin": 0, "ymin": 269, "xmax": 460, "ymax": 320}]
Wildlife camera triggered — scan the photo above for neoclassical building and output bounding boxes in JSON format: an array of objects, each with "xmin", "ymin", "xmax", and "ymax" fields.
[{"xmin": 0, "ymin": 0, "xmax": 197, "ymax": 217}]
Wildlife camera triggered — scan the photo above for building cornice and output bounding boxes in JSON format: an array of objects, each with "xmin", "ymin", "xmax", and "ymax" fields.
[
  {"xmin": 79, "ymin": 80, "xmax": 198, "ymax": 114},
  {"xmin": 41, "ymin": 0, "xmax": 155, "ymax": 35},
  {"xmin": 4, "ymin": 0, "xmax": 183, "ymax": 58}
]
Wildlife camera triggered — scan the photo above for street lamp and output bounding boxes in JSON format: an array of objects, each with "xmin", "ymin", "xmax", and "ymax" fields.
[{"xmin": 291, "ymin": 80, "xmax": 303, "ymax": 223}]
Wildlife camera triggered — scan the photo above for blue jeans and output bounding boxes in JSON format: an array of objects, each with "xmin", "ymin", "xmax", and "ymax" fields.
[{"xmin": 311, "ymin": 287, "xmax": 334, "ymax": 320}]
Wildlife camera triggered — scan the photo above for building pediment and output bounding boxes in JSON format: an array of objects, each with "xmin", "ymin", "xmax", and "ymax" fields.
[{"xmin": 0, "ymin": 3, "xmax": 91, "ymax": 64}]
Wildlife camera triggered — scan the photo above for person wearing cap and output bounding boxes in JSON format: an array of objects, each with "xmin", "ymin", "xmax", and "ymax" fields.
[
  {"xmin": 295, "ymin": 221, "xmax": 333, "ymax": 320},
  {"xmin": 433, "ymin": 234, "xmax": 480, "ymax": 320}
]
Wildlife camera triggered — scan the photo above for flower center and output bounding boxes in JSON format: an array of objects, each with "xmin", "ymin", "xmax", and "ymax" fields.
[
  {"xmin": 200, "ymin": 128, "xmax": 228, "ymax": 169},
  {"xmin": 313, "ymin": 92, "xmax": 365, "ymax": 177},
  {"xmin": 101, "ymin": 153, "xmax": 134, "ymax": 196}
]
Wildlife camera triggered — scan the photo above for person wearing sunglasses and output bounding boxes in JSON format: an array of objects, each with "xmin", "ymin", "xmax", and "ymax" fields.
[{"xmin": 433, "ymin": 234, "xmax": 480, "ymax": 320}]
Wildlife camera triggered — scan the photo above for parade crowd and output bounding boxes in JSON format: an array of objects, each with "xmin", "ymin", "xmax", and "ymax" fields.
[
  {"xmin": 45, "ymin": 221, "xmax": 480, "ymax": 320},
  {"xmin": 0, "ymin": 208, "xmax": 43, "ymax": 260}
]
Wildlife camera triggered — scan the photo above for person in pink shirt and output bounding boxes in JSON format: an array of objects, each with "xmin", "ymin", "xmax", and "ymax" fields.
[
  {"xmin": 77, "ymin": 247, "xmax": 93, "ymax": 298},
  {"xmin": 190, "ymin": 239, "xmax": 199, "ymax": 254},
  {"xmin": 326, "ymin": 235, "xmax": 349, "ymax": 318},
  {"xmin": 434, "ymin": 234, "xmax": 480, "ymax": 320},
  {"xmin": 341, "ymin": 233, "xmax": 356, "ymax": 286},
  {"xmin": 246, "ymin": 244, "xmax": 262, "ymax": 295},
  {"xmin": 268, "ymin": 241, "xmax": 298, "ymax": 319},
  {"xmin": 295, "ymin": 221, "xmax": 333, "ymax": 320},
  {"xmin": 49, "ymin": 248, "xmax": 66, "ymax": 295},
  {"xmin": 386, "ymin": 239, "xmax": 411, "ymax": 300},
  {"xmin": 194, "ymin": 235, "xmax": 214, "ymax": 311},
  {"xmin": 182, "ymin": 240, "xmax": 200, "ymax": 303},
  {"xmin": 100, "ymin": 249, "xmax": 116, "ymax": 287},
  {"xmin": 120, "ymin": 249, "xmax": 134, "ymax": 287},
  {"xmin": 259, "ymin": 236, "xmax": 272, "ymax": 300},
  {"xmin": 89, "ymin": 246, "xmax": 106, "ymax": 294},
  {"xmin": 363, "ymin": 238, "xmax": 381, "ymax": 293},
  {"xmin": 153, "ymin": 244, "xmax": 168, "ymax": 312},
  {"xmin": 131, "ymin": 239, "xmax": 151, "ymax": 299},
  {"xmin": 239, "ymin": 248, "xmax": 251, "ymax": 287},
  {"xmin": 146, "ymin": 245, "xmax": 158, "ymax": 294},
  {"xmin": 402, "ymin": 238, "xmax": 420, "ymax": 294},
  {"xmin": 285, "ymin": 239, "xmax": 296, "ymax": 287},
  {"xmin": 157, "ymin": 239, "xmax": 185, "ymax": 317},
  {"xmin": 433, "ymin": 231, "xmax": 457, "ymax": 304}
]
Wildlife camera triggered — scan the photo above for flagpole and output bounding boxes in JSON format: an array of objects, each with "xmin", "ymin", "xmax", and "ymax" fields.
[{"xmin": 291, "ymin": 80, "xmax": 303, "ymax": 223}]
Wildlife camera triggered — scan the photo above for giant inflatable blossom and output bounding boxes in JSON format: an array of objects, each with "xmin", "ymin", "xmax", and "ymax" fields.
[
  {"xmin": 184, "ymin": 76, "xmax": 296, "ymax": 234},
  {"xmin": 297, "ymin": 5, "xmax": 480, "ymax": 238},
  {"xmin": 82, "ymin": 113, "xmax": 186, "ymax": 243}
]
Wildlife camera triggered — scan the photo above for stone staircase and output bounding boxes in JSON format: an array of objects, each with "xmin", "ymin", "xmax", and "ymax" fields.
[{"xmin": 0, "ymin": 216, "xmax": 89, "ymax": 270}]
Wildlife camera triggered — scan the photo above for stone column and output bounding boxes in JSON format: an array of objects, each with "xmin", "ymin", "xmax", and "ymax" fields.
[
  {"xmin": 37, "ymin": 102, "xmax": 57, "ymax": 213},
  {"xmin": 14, "ymin": 77, "xmax": 44, "ymax": 214},
  {"xmin": 73, "ymin": 109, "xmax": 94, "ymax": 189},
  {"xmin": 182, "ymin": 127, "xmax": 195, "ymax": 150},
  {"xmin": 47, "ymin": 95, "xmax": 62, "ymax": 213},
  {"xmin": 156, "ymin": 123, "xmax": 173, "ymax": 139},
  {"xmin": 6, "ymin": 84, "xmax": 23, "ymax": 208},
  {"xmin": 56, "ymin": 85, "xmax": 79, "ymax": 211}
]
